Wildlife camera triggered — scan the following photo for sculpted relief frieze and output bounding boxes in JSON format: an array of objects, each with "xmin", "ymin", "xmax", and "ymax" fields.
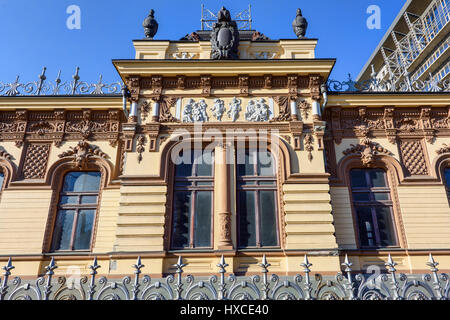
[
  {"xmin": 245, "ymin": 98, "xmax": 271, "ymax": 122},
  {"xmin": 326, "ymin": 106, "xmax": 450, "ymax": 144},
  {"xmin": 180, "ymin": 97, "xmax": 273, "ymax": 123},
  {"xmin": 0, "ymin": 109, "xmax": 123, "ymax": 147}
]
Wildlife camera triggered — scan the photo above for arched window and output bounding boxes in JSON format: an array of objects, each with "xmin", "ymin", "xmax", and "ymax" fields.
[
  {"xmin": 237, "ymin": 150, "xmax": 279, "ymax": 248},
  {"xmin": 445, "ymin": 168, "xmax": 450, "ymax": 200},
  {"xmin": 50, "ymin": 171, "xmax": 101, "ymax": 251},
  {"xmin": 350, "ymin": 168, "xmax": 397, "ymax": 248},
  {"xmin": 0, "ymin": 170, "xmax": 4, "ymax": 192},
  {"xmin": 170, "ymin": 150, "xmax": 214, "ymax": 249}
]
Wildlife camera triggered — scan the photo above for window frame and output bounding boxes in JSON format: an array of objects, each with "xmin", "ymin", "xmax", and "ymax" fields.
[
  {"xmin": 169, "ymin": 149, "xmax": 215, "ymax": 250},
  {"xmin": 349, "ymin": 168, "xmax": 400, "ymax": 249},
  {"xmin": 444, "ymin": 167, "xmax": 450, "ymax": 202},
  {"xmin": 49, "ymin": 170, "xmax": 102, "ymax": 253},
  {"xmin": 236, "ymin": 149, "xmax": 280, "ymax": 249}
]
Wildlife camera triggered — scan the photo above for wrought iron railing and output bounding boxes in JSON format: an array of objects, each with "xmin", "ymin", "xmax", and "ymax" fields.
[
  {"xmin": 0, "ymin": 254, "xmax": 449, "ymax": 300},
  {"xmin": 327, "ymin": 72, "xmax": 450, "ymax": 93},
  {"xmin": 0, "ymin": 67, "xmax": 123, "ymax": 97}
]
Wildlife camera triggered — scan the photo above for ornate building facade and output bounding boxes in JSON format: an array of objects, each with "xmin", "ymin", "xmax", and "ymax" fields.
[{"xmin": 0, "ymin": 6, "xmax": 449, "ymax": 300}]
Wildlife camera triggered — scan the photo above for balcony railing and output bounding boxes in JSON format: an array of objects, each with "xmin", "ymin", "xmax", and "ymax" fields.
[
  {"xmin": 0, "ymin": 67, "xmax": 123, "ymax": 97},
  {"xmin": 328, "ymin": 71, "xmax": 450, "ymax": 93},
  {"xmin": 0, "ymin": 254, "xmax": 449, "ymax": 300}
]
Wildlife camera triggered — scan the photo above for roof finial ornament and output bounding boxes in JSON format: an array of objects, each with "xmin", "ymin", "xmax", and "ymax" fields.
[
  {"xmin": 210, "ymin": 6, "xmax": 240, "ymax": 59},
  {"xmin": 143, "ymin": 9, "xmax": 158, "ymax": 40},
  {"xmin": 292, "ymin": 8, "xmax": 308, "ymax": 39}
]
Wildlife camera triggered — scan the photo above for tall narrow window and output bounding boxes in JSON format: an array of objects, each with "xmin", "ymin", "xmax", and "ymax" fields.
[
  {"xmin": 51, "ymin": 171, "xmax": 101, "ymax": 251},
  {"xmin": 0, "ymin": 171, "xmax": 4, "ymax": 192},
  {"xmin": 350, "ymin": 169, "xmax": 397, "ymax": 248},
  {"xmin": 171, "ymin": 150, "xmax": 214, "ymax": 249},
  {"xmin": 444, "ymin": 168, "xmax": 450, "ymax": 201},
  {"xmin": 237, "ymin": 150, "xmax": 279, "ymax": 248}
]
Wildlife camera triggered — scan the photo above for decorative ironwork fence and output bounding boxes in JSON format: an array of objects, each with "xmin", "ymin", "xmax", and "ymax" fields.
[
  {"xmin": 327, "ymin": 72, "xmax": 450, "ymax": 93},
  {"xmin": 1, "ymin": 254, "xmax": 449, "ymax": 300},
  {"xmin": 1, "ymin": 67, "xmax": 449, "ymax": 97},
  {"xmin": 0, "ymin": 67, "xmax": 123, "ymax": 96}
]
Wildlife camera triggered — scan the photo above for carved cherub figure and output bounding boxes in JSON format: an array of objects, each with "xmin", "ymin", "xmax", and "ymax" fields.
[
  {"xmin": 193, "ymin": 99, "xmax": 209, "ymax": 122},
  {"xmin": 227, "ymin": 97, "xmax": 241, "ymax": 122},
  {"xmin": 182, "ymin": 98, "xmax": 195, "ymax": 123},
  {"xmin": 211, "ymin": 98, "xmax": 226, "ymax": 121},
  {"xmin": 245, "ymin": 100, "xmax": 257, "ymax": 121}
]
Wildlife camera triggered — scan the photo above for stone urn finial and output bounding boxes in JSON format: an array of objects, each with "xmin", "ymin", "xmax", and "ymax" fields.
[
  {"xmin": 292, "ymin": 8, "xmax": 308, "ymax": 39},
  {"xmin": 143, "ymin": 9, "xmax": 158, "ymax": 39}
]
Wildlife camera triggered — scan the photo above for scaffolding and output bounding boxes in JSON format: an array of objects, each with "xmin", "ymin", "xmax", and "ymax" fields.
[
  {"xmin": 380, "ymin": 0, "xmax": 450, "ymax": 85},
  {"xmin": 200, "ymin": 4, "xmax": 252, "ymax": 30}
]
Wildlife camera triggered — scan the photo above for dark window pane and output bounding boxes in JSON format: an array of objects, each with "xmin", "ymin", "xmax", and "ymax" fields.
[
  {"xmin": 373, "ymin": 192, "xmax": 390, "ymax": 201},
  {"xmin": 375, "ymin": 207, "xmax": 396, "ymax": 246},
  {"xmin": 259, "ymin": 181, "xmax": 276, "ymax": 186},
  {"xmin": 445, "ymin": 168, "xmax": 450, "ymax": 188},
  {"xmin": 172, "ymin": 192, "xmax": 192, "ymax": 248},
  {"xmin": 73, "ymin": 210, "xmax": 95, "ymax": 250},
  {"xmin": 369, "ymin": 170, "xmax": 387, "ymax": 188},
  {"xmin": 197, "ymin": 181, "xmax": 213, "ymax": 186},
  {"xmin": 60, "ymin": 195, "xmax": 78, "ymax": 205},
  {"xmin": 80, "ymin": 195, "xmax": 98, "ymax": 204},
  {"xmin": 258, "ymin": 151, "xmax": 274, "ymax": 176},
  {"xmin": 353, "ymin": 193, "xmax": 371, "ymax": 201},
  {"xmin": 196, "ymin": 151, "xmax": 213, "ymax": 176},
  {"xmin": 259, "ymin": 191, "xmax": 278, "ymax": 246},
  {"xmin": 52, "ymin": 210, "xmax": 75, "ymax": 250},
  {"xmin": 175, "ymin": 151, "xmax": 194, "ymax": 177},
  {"xmin": 237, "ymin": 152, "xmax": 255, "ymax": 176},
  {"xmin": 63, "ymin": 172, "xmax": 101, "ymax": 192},
  {"xmin": 174, "ymin": 181, "xmax": 193, "ymax": 187},
  {"xmin": 356, "ymin": 207, "xmax": 375, "ymax": 247},
  {"xmin": 194, "ymin": 191, "xmax": 212, "ymax": 247},
  {"xmin": 238, "ymin": 191, "xmax": 256, "ymax": 247},
  {"xmin": 350, "ymin": 170, "xmax": 367, "ymax": 188}
]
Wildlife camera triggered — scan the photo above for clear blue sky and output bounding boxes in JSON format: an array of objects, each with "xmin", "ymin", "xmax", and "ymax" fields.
[{"xmin": 0, "ymin": 0, "xmax": 405, "ymax": 85}]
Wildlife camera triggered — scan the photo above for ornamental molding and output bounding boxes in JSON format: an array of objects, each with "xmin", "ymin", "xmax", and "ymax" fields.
[
  {"xmin": 271, "ymin": 96, "xmax": 290, "ymax": 122},
  {"xmin": 140, "ymin": 75, "xmax": 308, "ymax": 90},
  {"xmin": 159, "ymin": 97, "xmax": 179, "ymax": 123},
  {"xmin": 298, "ymin": 99, "xmax": 311, "ymax": 121},
  {"xmin": 436, "ymin": 143, "xmax": 450, "ymax": 155},
  {"xmin": 0, "ymin": 147, "xmax": 12, "ymax": 160},
  {"xmin": 325, "ymin": 106, "xmax": 450, "ymax": 144},
  {"xmin": 58, "ymin": 140, "xmax": 108, "ymax": 169},
  {"xmin": 0, "ymin": 110, "xmax": 122, "ymax": 147},
  {"xmin": 342, "ymin": 138, "xmax": 393, "ymax": 168}
]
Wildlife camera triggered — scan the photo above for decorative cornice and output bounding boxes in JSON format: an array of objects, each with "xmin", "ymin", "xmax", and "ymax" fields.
[
  {"xmin": 0, "ymin": 147, "xmax": 12, "ymax": 160},
  {"xmin": 58, "ymin": 140, "xmax": 108, "ymax": 169},
  {"xmin": 436, "ymin": 143, "xmax": 450, "ymax": 155},
  {"xmin": 343, "ymin": 138, "xmax": 393, "ymax": 167}
]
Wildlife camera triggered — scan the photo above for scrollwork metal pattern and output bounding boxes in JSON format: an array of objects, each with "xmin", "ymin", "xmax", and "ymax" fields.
[
  {"xmin": 0, "ymin": 254, "xmax": 449, "ymax": 300},
  {"xmin": 0, "ymin": 67, "xmax": 123, "ymax": 96}
]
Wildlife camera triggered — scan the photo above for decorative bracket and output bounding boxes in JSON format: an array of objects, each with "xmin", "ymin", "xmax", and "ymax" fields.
[{"xmin": 58, "ymin": 140, "xmax": 108, "ymax": 169}]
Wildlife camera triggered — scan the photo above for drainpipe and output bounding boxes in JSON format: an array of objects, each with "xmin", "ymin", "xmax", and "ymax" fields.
[
  {"xmin": 320, "ymin": 83, "xmax": 328, "ymax": 114},
  {"xmin": 121, "ymin": 86, "xmax": 130, "ymax": 118}
]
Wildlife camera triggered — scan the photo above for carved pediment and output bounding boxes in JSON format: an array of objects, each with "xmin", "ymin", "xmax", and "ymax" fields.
[
  {"xmin": 58, "ymin": 140, "xmax": 108, "ymax": 169},
  {"xmin": 436, "ymin": 143, "xmax": 450, "ymax": 154},
  {"xmin": 210, "ymin": 7, "xmax": 239, "ymax": 60},
  {"xmin": 0, "ymin": 147, "xmax": 12, "ymax": 160},
  {"xmin": 343, "ymin": 138, "xmax": 392, "ymax": 167}
]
